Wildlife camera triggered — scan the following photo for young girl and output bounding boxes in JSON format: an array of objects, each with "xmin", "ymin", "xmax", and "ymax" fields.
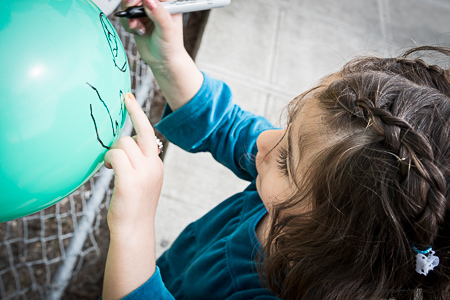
[{"xmin": 102, "ymin": 0, "xmax": 450, "ymax": 299}]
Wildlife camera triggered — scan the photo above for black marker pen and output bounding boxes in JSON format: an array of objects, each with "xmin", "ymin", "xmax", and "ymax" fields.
[{"xmin": 115, "ymin": 0, "xmax": 231, "ymax": 18}]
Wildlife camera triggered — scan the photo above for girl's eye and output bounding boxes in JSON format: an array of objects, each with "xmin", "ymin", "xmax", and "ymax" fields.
[{"xmin": 277, "ymin": 146, "xmax": 289, "ymax": 176}]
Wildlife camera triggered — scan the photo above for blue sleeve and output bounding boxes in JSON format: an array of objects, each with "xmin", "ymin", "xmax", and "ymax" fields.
[
  {"xmin": 122, "ymin": 266, "xmax": 175, "ymax": 300},
  {"xmin": 154, "ymin": 73, "xmax": 274, "ymax": 181}
]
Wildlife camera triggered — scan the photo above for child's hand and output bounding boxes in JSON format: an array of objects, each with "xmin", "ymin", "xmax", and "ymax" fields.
[
  {"xmin": 120, "ymin": 0, "xmax": 203, "ymax": 111},
  {"xmin": 120, "ymin": 0, "xmax": 184, "ymax": 68},
  {"xmin": 104, "ymin": 92, "xmax": 164, "ymax": 235}
]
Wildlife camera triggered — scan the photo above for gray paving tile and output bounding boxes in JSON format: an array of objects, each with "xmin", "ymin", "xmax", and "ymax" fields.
[
  {"xmin": 281, "ymin": 0, "xmax": 383, "ymax": 37},
  {"xmin": 386, "ymin": 0, "xmax": 450, "ymax": 46},
  {"xmin": 196, "ymin": 69, "xmax": 270, "ymax": 117},
  {"xmin": 227, "ymin": 84, "xmax": 268, "ymax": 117},
  {"xmin": 196, "ymin": 1, "xmax": 279, "ymax": 82},
  {"xmin": 265, "ymin": 95, "xmax": 292, "ymax": 127},
  {"xmin": 271, "ymin": 9, "xmax": 393, "ymax": 95}
]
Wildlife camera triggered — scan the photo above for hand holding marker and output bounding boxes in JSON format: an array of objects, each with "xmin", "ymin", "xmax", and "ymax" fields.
[{"xmin": 115, "ymin": 0, "xmax": 231, "ymax": 18}]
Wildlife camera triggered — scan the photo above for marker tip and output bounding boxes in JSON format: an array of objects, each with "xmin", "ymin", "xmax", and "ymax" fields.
[{"xmin": 114, "ymin": 11, "xmax": 127, "ymax": 17}]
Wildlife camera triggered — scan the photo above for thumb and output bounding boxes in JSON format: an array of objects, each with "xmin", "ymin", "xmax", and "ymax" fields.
[{"xmin": 143, "ymin": 0, "xmax": 175, "ymax": 34}]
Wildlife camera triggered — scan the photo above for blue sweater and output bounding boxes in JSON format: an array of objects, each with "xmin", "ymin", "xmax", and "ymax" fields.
[{"xmin": 123, "ymin": 74, "xmax": 278, "ymax": 300}]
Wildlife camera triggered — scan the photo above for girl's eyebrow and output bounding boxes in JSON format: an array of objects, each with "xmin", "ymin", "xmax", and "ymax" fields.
[
  {"xmin": 286, "ymin": 121, "xmax": 305, "ymax": 187},
  {"xmin": 287, "ymin": 126, "xmax": 292, "ymax": 159},
  {"xmin": 286, "ymin": 125, "xmax": 295, "ymax": 179}
]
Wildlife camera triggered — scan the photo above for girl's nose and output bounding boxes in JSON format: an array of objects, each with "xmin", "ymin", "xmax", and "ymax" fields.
[{"xmin": 257, "ymin": 129, "xmax": 285, "ymax": 155}]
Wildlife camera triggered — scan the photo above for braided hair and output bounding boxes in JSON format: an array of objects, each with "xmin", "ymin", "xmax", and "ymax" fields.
[{"xmin": 262, "ymin": 46, "xmax": 450, "ymax": 299}]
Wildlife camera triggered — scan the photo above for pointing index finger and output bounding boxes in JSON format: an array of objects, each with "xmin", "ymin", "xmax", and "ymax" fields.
[{"xmin": 124, "ymin": 93, "xmax": 157, "ymax": 156}]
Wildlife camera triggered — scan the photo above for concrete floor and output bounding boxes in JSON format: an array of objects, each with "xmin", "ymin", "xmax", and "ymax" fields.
[{"xmin": 155, "ymin": 0, "xmax": 450, "ymax": 257}]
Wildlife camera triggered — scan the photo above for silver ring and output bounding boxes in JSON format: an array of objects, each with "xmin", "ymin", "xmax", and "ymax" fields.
[{"xmin": 155, "ymin": 136, "xmax": 163, "ymax": 154}]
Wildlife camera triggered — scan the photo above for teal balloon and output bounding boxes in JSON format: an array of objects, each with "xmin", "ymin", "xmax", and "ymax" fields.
[{"xmin": 0, "ymin": 0, "xmax": 130, "ymax": 222}]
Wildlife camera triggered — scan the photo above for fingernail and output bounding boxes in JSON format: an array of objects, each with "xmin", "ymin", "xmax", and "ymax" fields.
[
  {"xmin": 127, "ymin": 0, "xmax": 138, "ymax": 4},
  {"xmin": 144, "ymin": 0, "xmax": 158, "ymax": 10},
  {"xmin": 137, "ymin": 28, "xmax": 146, "ymax": 36},
  {"xmin": 126, "ymin": 93, "xmax": 136, "ymax": 101}
]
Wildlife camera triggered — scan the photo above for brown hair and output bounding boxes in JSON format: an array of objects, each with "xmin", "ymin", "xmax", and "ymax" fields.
[{"xmin": 261, "ymin": 46, "xmax": 450, "ymax": 299}]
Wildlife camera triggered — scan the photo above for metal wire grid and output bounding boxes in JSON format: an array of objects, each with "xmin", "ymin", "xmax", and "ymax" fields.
[
  {"xmin": 0, "ymin": 179, "xmax": 103, "ymax": 299},
  {"xmin": 0, "ymin": 14, "xmax": 155, "ymax": 300}
]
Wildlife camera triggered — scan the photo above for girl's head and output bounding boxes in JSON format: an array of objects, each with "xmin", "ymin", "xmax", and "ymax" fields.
[
  {"xmin": 255, "ymin": 96, "xmax": 331, "ymax": 214},
  {"xmin": 260, "ymin": 46, "xmax": 450, "ymax": 299}
]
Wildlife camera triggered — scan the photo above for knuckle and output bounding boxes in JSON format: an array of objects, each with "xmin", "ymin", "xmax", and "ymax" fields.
[
  {"xmin": 107, "ymin": 148, "xmax": 126, "ymax": 162},
  {"xmin": 117, "ymin": 136, "xmax": 136, "ymax": 148}
]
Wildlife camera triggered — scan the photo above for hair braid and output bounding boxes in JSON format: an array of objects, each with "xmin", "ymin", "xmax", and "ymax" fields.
[{"xmin": 349, "ymin": 96, "xmax": 447, "ymax": 246}]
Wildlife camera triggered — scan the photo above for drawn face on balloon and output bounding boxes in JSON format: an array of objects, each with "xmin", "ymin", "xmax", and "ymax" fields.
[
  {"xmin": 100, "ymin": 12, "xmax": 127, "ymax": 72},
  {"xmin": 87, "ymin": 82, "xmax": 126, "ymax": 149},
  {"xmin": 87, "ymin": 13, "xmax": 129, "ymax": 150}
]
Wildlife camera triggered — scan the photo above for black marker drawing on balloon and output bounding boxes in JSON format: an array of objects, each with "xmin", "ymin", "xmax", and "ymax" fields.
[
  {"xmin": 87, "ymin": 82, "xmax": 126, "ymax": 149},
  {"xmin": 99, "ymin": 12, "xmax": 127, "ymax": 72}
]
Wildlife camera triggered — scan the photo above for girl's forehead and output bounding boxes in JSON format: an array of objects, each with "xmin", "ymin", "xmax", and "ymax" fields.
[
  {"xmin": 286, "ymin": 72, "xmax": 344, "ymax": 166},
  {"xmin": 287, "ymin": 96, "xmax": 336, "ymax": 165},
  {"xmin": 288, "ymin": 73, "xmax": 339, "ymax": 122},
  {"xmin": 291, "ymin": 97, "xmax": 325, "ymax": 132}
]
